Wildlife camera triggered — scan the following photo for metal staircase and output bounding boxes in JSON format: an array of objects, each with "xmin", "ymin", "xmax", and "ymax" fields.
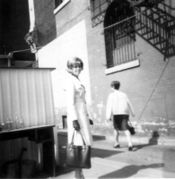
[{"xmin": 135, "ymin": 0, "xmax": 175, "ymax": 59}]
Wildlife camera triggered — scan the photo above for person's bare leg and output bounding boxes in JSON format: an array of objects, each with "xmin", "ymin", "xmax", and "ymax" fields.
[
  {"xmin": 114, "ymin": 129, "xmax": 120, "ymax": 147},
  {"xmin": 125, "ymin": 130, "xmax": 133, "ymax": 151}
]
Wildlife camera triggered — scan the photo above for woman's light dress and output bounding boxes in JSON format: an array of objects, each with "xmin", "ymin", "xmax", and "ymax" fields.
[{"xmin": 65, "ymin": 72, "xmax": 92, "ymax": 146}]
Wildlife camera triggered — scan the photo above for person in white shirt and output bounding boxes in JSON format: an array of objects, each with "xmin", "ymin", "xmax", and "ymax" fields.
[{"xmin": 106, "ymin": 80, "xmax": 135, "ymax": 151}]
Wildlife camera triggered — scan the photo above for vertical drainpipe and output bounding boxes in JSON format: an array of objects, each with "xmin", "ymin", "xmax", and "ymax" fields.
[
  {"xmin": 28, "ymin": 0, "xmax": 35, "ymax": 33},
  {"xmin": 27, "ymin": 0, "xmax": 38, "ymax": 67},
  {"xmin": 27, "ymin": 0, "xmax": 42, "ymax": 166}
]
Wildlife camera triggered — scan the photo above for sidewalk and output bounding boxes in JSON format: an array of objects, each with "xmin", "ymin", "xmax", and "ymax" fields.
[
  {"xmin": 50, "ymin": 134, "xmax": 175, "ymax": 179},
  {"xmin": 53, "ymin": 157, "xmax": 175, "ymax": 179}
]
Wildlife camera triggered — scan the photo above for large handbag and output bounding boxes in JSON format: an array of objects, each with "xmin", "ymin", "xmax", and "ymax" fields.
[
  {"xmin": 128, "ymin": 120, "xmax": 135, "ymax": 135},
  {"xmin": 66, "ymin": 130, "xmax": 91, "ymax": 169}
]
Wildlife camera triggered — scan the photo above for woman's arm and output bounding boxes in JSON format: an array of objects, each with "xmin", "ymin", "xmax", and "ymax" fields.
[{"xmin": 66, "ymin": 78, "xmax": 78, "ymax": 121}]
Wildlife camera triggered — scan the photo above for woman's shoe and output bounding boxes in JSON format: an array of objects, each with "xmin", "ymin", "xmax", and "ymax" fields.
[{"xmin": 113, "ymin": 144, "xmax": 120, "ymax": 148}]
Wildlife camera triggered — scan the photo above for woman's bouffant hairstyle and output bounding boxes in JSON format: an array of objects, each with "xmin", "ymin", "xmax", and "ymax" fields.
[
  {"xmin": 67, "ymin": 57, "xmax": 84, "ymax": 70},
  {"xmin": 111, "ymin": 81, "xmax": 120, "ymax": 90}
]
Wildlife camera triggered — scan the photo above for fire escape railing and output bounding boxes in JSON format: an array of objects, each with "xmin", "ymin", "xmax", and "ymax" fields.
[{"xmin": 135, "ymin": 1, "xmax": 175, "ymax": 59}]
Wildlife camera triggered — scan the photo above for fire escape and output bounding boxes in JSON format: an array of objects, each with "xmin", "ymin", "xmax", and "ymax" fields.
[
  {"xmin": 90, "ymin": 0, "xmax": 175, "ymax": 63},
  {"xmin": 134, "ymin": 0, "xmax": 175, "ymax": 59}
]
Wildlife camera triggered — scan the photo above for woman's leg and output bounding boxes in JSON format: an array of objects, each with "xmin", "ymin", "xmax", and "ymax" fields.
[
  {"xmin": 113, "ymin": 116, "xmax": 120, "ymax": 147},
  {"xmin": 114, "ymin": 129, "xmax": 120, "ymax": 147},
  {"xmin": 124, "ymin": 130, "xmax": 133, "ymax": 150},
  {"xmin": 75, "ymin": 169, "xmax": 84, "ymax": 179}
]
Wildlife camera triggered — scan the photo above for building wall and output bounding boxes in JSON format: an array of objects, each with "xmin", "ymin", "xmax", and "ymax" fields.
[
  {"xmin": 0, "ymin": 0, "xmax": 3, "ymax": 53},
  {"xmin": 38, "ymin": 20, "xmax": 91, "ymax": 117},
  {"xmin": 55, "ymin": 0, "xmax": 88, "ymax": 35},
  {"xmin": 54, "ymin": 0, "xmax": 175, "ymax": 136},
  {"xmin": 33, "ymin": 0, "xmax": 56, "ymax": 47}
]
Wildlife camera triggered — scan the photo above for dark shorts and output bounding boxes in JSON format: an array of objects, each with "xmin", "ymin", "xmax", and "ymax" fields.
[{"xmin": 113, "ymin": 115, "xmax": 129, "ymax": 131}]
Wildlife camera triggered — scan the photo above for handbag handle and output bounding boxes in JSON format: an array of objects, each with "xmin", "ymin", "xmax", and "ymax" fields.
[
  {"xmin": 128, "ymin": 119, "xmax": 133, "ymax": 127},
  {"xmin": 70, "ymin": 130, "xmax": 86, "ymax": 146}
]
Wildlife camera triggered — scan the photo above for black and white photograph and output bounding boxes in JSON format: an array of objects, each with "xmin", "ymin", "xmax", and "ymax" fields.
[{"xmin": 0, "ymin": 0, "xmax": 175, "ymax": 178}]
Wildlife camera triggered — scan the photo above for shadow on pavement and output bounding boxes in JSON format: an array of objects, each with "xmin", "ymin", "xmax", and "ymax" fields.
[
  {"xmin": 133, "ymin": 143, "xmax": 156, "ymax": 151},
  {"xmin": 92, "ymin": 148, "xmax": 123, "ymax": 158},
  {"xmin": 35, "ymin": 166, "xmax": 74, "ymax": 179},
  {"xmin": 93, "ymin": 135, "xmax": 106, "ymax": 141},
  {"xmin": 133, "ymin": 130, "xmax": 160, "ymax": 151},
  {"xmin": 99, "ymin": 163, "xmax": 164, "ymax": 178}
]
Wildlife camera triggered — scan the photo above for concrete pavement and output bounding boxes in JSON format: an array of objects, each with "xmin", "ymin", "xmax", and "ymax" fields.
[
  {"xmin": 52, "ymin": 158, "xmax": 175, "ymax": 178},
  {"xmin": 50, "ymin": 134, "xmax": 175, "ymax": 179}
]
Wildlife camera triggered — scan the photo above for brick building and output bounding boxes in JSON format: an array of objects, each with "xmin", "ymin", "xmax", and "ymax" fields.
[
  {"xmin": 38, "ymin": 0, "xmax": 175, "ymax": 137},
  {"xmin": 1, "ymin": 0, "xmax": 175, "ymax": 137}
]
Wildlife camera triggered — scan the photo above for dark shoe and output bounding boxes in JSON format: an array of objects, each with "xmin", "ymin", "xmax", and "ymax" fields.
[
  {"xmin": 128, "ymin": 146, "xmax": 133, "ymax": 151},
  {"xmin": 113, "ymin": 144, "xmax": 120, "ymax": 148}
]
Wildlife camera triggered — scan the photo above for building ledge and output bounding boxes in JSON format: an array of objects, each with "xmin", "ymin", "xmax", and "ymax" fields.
[{"xmin": 105, "ymin": 59, "xmax": 140, "ymax": 75}]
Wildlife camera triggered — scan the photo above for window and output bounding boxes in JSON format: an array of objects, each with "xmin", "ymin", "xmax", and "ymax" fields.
[
  {"xmin": 54, "ymin": 0, "xmax": 71, "ymax": 14},
  {"xmin": 90, "ymin": 0, "xmax": 110, "ymax": 27},
  {"xmin": 104, "ymin": 0, "xmax": 139, "ymax": 74},
  {"xmin": 55, "ymin": 0, "xmax": 63, "ymax": 7}
]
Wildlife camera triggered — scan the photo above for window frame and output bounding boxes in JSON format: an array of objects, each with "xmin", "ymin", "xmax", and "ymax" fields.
[
  {"xmin": 104, "ymin": 17, "xmax": 140, "ymax": 74},
  {"xmin": 54, "ymin": 0, "xmax": 71, "ymax": 14},
  {"xmin": 103, "ymin": 1, "xmax": 140, "ymax": 74},
  {"xmin": 105, "ymin": 59, "xmax": 140, "ymax": 75}
]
